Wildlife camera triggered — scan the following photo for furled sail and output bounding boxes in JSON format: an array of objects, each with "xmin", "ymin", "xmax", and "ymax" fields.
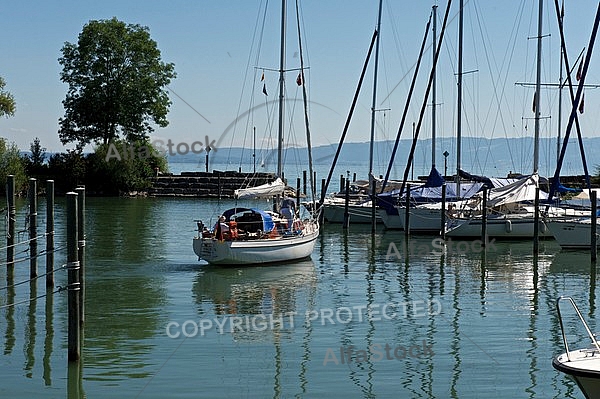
[{"xmin": 234, "ymin": 178, "xmax": 285, "ymax": 199}]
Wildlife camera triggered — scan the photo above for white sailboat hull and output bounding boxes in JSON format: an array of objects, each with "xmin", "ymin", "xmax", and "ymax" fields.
[
  {"xmin": 322, "ymin": 202, "xmax": 381, "ymax": 224},
  {"xmin": 379, "ymin": 207, "xmax": 442, "ymax": 232},
  {"xmin": 553, "ymin": 351, "xmax": 600, "ymax": 399},
  {"xmin": 446, "ymin": 214, "xmax": 552, "ymax": 238},
  {"xmin": 193, "ymin": 221, "xmax": 319, "ymax": 265},
  {"xmin": 547, "ymin": 219, "xmax": 600, "ymax": 249}
]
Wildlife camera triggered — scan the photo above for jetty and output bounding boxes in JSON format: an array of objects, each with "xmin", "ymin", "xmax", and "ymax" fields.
[{"xmin": 149, "ymin": 171, "xmax": 277, "ymax": 198}]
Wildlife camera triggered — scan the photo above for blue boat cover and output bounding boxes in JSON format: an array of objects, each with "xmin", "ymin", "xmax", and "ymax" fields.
[
  {"xmin": 424, "ymin": 167, "xmax": 445, "ymax": 188},
  {"xmin": 221, "ymin": 208, "xmax": 275, "ymax": 232}
]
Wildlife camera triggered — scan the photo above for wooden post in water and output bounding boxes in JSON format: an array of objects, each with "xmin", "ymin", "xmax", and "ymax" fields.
[
  {"xmin": 217, "ymin": 175, "xmax": 221, "ymax": 200},
  {"xmin": 481, "ymin": 187, "xmax": 487, "ymax": 248},
  {"xmin": 75, "ymin": 187, "xmax": 86, "ymax": 326},
  {"xmin": 29, "ymin": 178, "xmax": 38, "ymax": 278},
  {"xmin": 340, "ymin": 175, "xmax": 345, "ymax": 194},
  {"xmin": 296, "ymin": 178, "xmax": 301, "ymax": 216},
  {"xmin": 592, "ymin": 190, "xmax": 597, "ymax": 261},
  {"xmin": 6, "ymin": 175, "xmax": 15, "ymax": 273},
  {"xmin": 533, "ymin": 186, "xmax": 540, "ymax": 254},
  {"xmin": 66, "ymin": 192, "xmax": 80, "ymax": 362},
  {"xmin": 440, "ymin": 184, "xmax": 446, "ymax": 240},
  {"xmin": 343, "ymin": 179, "xmax": 350, "ymax": 229},
  {"xmin": 353, "ymin": 172, "xmax": 356, "ymax": 182},
  {"xmin": 405, "ymin": 184, "xmax": 411, "ymax": 237},
  {"xmin": 303, "ymin": 170, "xmax": 307, "ymax": 195},
  {"xmin": 46, "ymin": 180, "xmax": 55, "ymax": 287},
  {"xmin": 319, "ymin": 178, "xmax": 325, "ymax": 226}
]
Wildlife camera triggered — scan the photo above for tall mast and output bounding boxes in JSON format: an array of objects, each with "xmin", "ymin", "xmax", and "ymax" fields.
[
  {"xmin": 368, "ymin": 0, "xmax": 384, "ymax": 180},
  {"xmin": 456, "ymin": 0, "xmax": 463, "ymax": 195},
  {"xmin": 432, "ymin": 5, "xmax": 438, "ymax": 169},
  {"xmin": 533, "ymin": 0, "xmax": 543, "ymax": 173},
  {"xmin": 277, "ymin": 0, "xmax": 286, "ymax": 178}
]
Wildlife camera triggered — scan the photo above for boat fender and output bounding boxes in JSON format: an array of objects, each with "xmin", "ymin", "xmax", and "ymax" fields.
[
  {"xmin": 505, "ymin": 220, "xmax": 512, "ymax": 233},
  {"xmin": 540, "ymin": 221, "xmax": 547, "ymax": 234}
]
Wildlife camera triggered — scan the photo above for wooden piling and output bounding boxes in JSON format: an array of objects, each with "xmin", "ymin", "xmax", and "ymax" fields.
[
  {"xmin": 7, "ymin": 175, "xmax": 15, "ymax": 273},
  {"xmin": 296, "ymin": 178, "xmax": 301, "ymax": 216},
  {"xmin": 75, "ymin": 187, "xmax": 86, "ymax": 326},
  {"xmin": 319, "ymin": 178, "xmax": 325, "ymax": 226},
  {"xmin": 46, "ymin": 180, "xmax": 54, "ymax": 287},
  {"xmin": 303, "ymin": 170, "xmax": 307, "ymax": 195},
  {"xmin": 66, "ymin": 192, "xmax": 80, "ymax": 362},
  {"xmin": 440, "ymin": 183, "xmax": 446, "ymax": 239},
  {"xmin": 481, "ymin": 187, "xmax": 487, "ymax": 247},
  {"xmin": 29, "ymin": 178, "xmax": 38, "ymax": 278},
  {"xmin": 405, "ymin": 184, "xmax": 411, "ymax": 237},
  {"xmin": 533, "ymin": 186, "xmax": 540, "ymax": 254},
  {"xmin": 340, "ymin": 175, "xmax": 345, "ymax": 194},
  {"xmin": 592, "ymin": 190, "xmax": 597, "ymax": 261},
  {"xmin": 343, "ymin": 179, "xmax": 350, "ymax": 229}
]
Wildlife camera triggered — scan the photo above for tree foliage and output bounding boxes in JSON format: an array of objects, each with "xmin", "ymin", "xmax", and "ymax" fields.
[
  {"xmin": 0, "ymin": 77, "xmax": 16, "ymax": 118},
  {"xmin": 0, "ymin": 138, "xmax": 27, "ymax": 194},
  {"xmin": 58, "ymin": 17, "xmax": 176, "ymax": 148}
]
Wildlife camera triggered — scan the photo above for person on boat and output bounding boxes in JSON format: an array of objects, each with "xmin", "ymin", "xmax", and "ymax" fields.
[
  {"xmin": 280, "ymin": 198, "xmax": 296, "ymax": 231},
  {"xmin": 214, "ymin": 215, "xmax": 230, "ymax": 240}
]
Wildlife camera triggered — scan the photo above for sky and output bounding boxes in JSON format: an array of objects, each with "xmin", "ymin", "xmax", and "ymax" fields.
[{"xmin": 1, "ymin": 0, "xmax": 599, "ymax": 176}]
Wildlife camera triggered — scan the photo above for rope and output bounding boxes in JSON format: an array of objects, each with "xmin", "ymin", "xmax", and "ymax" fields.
[
  {"xmin": 0, "ymin": 244, "xmax": 67, "ymax": 267},
  {"xmin": 0, "ymin": 263, "xmax": 68, "ymax": 291},
  {"xmin": 0, "ymin": 232, "xmax": 52, "ymax": 252},
  {"xmin": 0, "ymin": 286, "xmax": 68, "ymax": 310}
]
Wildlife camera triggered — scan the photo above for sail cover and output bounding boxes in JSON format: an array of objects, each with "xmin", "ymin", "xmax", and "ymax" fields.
[
  {"xmin": 483, "ymin": 174, "xmax": 548, "ymax": 207},
  {"xmin": 234, "ymin": 178, "xmax": 285, "ymax": 199}
]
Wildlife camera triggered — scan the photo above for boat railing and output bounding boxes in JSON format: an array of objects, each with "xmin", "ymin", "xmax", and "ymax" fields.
[{"xmin": 556, "ymin": 296, "xmax": 600, "ymax": 361}]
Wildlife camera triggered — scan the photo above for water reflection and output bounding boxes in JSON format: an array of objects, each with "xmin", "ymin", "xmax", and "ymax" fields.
[{"xmin": 192, "ymin": 260, "xmax": 317, "ymax": 341}]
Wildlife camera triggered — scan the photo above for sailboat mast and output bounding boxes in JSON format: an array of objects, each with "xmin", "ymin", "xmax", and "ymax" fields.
[
  {"xmin": 533, "ymin": 0, "xmax": 543, "ymax": 174},
  {"xmin": 277, "ymin": 0, "xmax": 286, "ymax": 178},
  {"xmin": 368, "ymin": 0, "xmax": 383, "ymax": 180},
  {"xmin": 456, "ymin": 0, "xmax": 463, "ymax": 195},
  {"xmin": 432, "ymin": 4, "xmax": 437, "ymax": 169}
]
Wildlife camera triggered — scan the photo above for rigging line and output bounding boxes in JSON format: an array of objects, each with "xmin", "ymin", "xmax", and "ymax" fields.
[
  {"xmin": 0, "ymin": 263, "xmax": 67, "ymax": 291},
  {"xmin": 232, "ymin": 0, "xmax": 270, "ymax": 167},
  {"xmin": 0, "ymin": 287, "xmax": 66, "ymax": 310},
  {"xmin": 166, "ymin": 85, "xmax": 210, "ymax": 124}
]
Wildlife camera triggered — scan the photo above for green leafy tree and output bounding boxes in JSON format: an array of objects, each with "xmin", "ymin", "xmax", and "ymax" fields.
[
  {"xmin": 87, "ymin": 139, "xmax": 168, "ymax": 194},
  {"xmin": 0, "ymin": 138, "xmax": 27, "ymax": 194},
  {"xmin": 24, "ymin": 136, "xmax": 48, "ymax": 176},
  {"xmin": 0, "ymin": 77, "xmax": 16, "ymax": 118},
  {"xmin": 58, "ymin": 17, "xmax": 176, "ymax": 147}
]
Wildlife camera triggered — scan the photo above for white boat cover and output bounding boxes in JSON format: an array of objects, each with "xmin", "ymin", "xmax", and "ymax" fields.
[
  {"xmin": 480, "ymin": 174, "xmax": 548, "ymax": 207},
  {"xmin": 234, "ymin": 178, "xmax": 285, "ymax": 199}
]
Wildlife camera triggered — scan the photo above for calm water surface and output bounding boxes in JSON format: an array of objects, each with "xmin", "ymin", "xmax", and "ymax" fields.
[{"xmin": 0, "ymin": 196, "xmax": 596, "ymax": 398}]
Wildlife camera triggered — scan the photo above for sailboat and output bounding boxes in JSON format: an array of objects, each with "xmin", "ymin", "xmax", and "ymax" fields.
[{"xmin": 192, "ymin": 0, "xmax": 319, "ymax": 265}]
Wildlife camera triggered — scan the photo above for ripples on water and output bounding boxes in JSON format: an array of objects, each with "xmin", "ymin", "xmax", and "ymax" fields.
[{"xmin": 0, "ymin": 197, "xmax": 595, "ymax": 398}]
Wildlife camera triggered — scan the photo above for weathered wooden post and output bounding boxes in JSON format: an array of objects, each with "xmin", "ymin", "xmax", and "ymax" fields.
[
  {"xmin": 46, "ymin": 180, "xmax": 54, "ymax": 287},
  {"xmin": 75, "ymin": 186, "xmax": 86, "ymax": 326},
  {"xmin": 6, "ymin": 175, "xmax": 15, "ymax": 273},
  {"xmin": 66, "ymin": 192, "xmax": 80, "ymax": 362},
  {"xmin": 319, "ymin": 178, "xmax": 325, "ymax": 226},
  {"xmin": 533, "ymin": 186, "xmax": 540, "ymax": 254},
  {"xmin": 481, "ymin": 186, "xmax": 488, "ymax": 248},
  {"xmin": 296, "ymin": 178, "xmax": 301, "ymax": 216},
  {"xmin": 302, "ymin": 170, "xmax": 307, "ymax": 195},
  {"xmin": 29, "ymin": 178, "xmax": 38, "ymax": 278},
  {"xmin": 343, "ymin": 179, "xmax": 350, "ymax": 229},
  {"xmin": 340, "ymin": 175, "xmax": 345, "ymax": 194},
  {"xmin": 592, "ymin": 190, "xmax": 597, "ymax": 261},
  {"xmin": 404, "ymin": 184, "xmax": 411, "ymax": 237},
  {"xmin": 440, "ymin": 183, "xmax": 446, "ymax": 240}
]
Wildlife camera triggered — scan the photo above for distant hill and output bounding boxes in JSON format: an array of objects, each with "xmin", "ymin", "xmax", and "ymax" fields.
[{"xmin": 169, "ymin": 136, "xmax": 600, "ymax": 178}]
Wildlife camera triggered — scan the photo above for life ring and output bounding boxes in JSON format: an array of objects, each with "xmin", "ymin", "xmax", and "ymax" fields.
[{"xmin": 505, "ymin": 219, "xmax": 512, "ymax": 233}]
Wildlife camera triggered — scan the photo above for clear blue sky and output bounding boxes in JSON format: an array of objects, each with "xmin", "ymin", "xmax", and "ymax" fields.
[{"xmin": 1, "ymin": 0, "xmax": 599, "ymax": 175}]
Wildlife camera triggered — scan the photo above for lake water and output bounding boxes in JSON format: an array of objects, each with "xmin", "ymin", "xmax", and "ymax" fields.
[{"xmin": 0, "ymin": 195, "xmax": 596, "ymax": 398}]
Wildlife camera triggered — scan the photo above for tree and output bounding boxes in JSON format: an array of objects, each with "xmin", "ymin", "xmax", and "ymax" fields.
[
  {"xmin": 24, "ymin": 137, "xmax": 47, "ymax": 176},
  {"xmin": 0, "ymin": 77, "xmax": 16, "ymax": 118},
  {"xmin": 58, "ymin": 17, "xmax": 176, "ymax": 148},
  {"xmin": 0, "ymin": 138, "xmax": 26, "ymax": 194}
]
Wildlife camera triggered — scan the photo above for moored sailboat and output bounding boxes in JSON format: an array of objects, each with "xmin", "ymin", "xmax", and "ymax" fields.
[{"xmin": 192, "ymin": 0, "xmax": 319, "ymax": 265}]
